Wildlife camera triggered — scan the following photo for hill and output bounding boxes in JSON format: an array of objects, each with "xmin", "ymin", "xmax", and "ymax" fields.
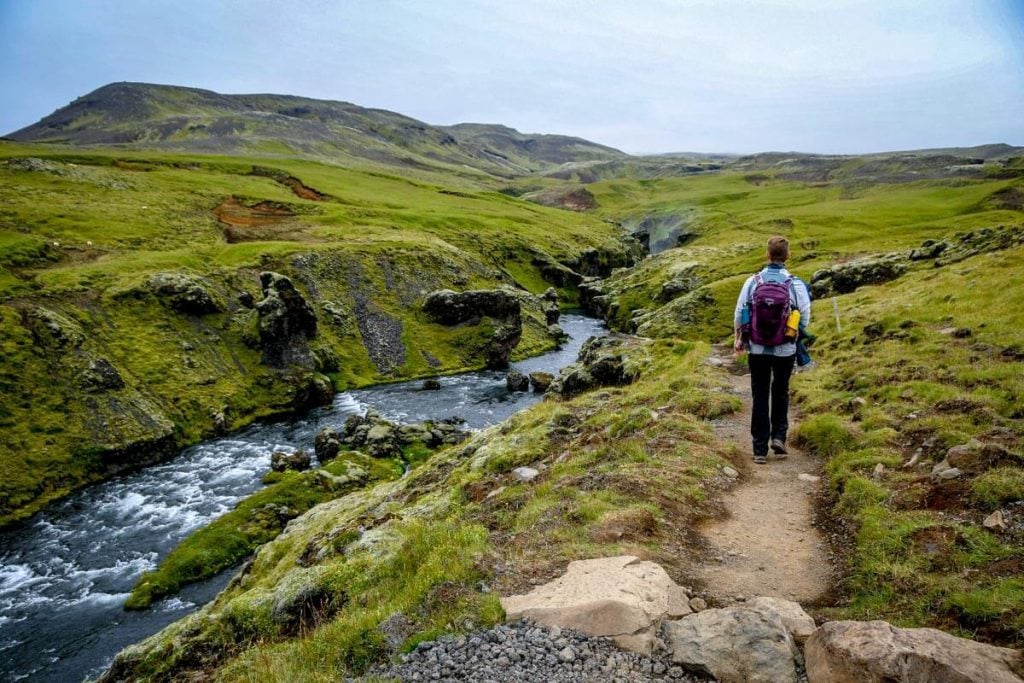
[
  {"xmin": 100, "ymin": 159, "xmax": 1024, "ymax": 681},
  {"xmin": 6, "ymin": 82, "xmax": 626, "ymax": 177}
]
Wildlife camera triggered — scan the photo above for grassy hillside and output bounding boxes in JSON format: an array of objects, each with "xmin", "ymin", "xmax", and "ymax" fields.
[
  {"xmin": 102, "ymin": 158, "xmax": 1024, "ymax": 681},
  {"xmin": 0, "ymin": 141, "xmax": 636, "ymax": 525},
  {"xmin": 569, "ymin": 168, "xmax": 1024, "ymax": 643},
  {"xmin": 6, "ymin": 83, "xmax": 626, "ymax": 177}
]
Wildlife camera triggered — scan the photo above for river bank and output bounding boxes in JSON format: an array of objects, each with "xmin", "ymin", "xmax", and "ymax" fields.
[{"xmin": 0, "ymin": 314, "xmax": 605, "ymax": 683}]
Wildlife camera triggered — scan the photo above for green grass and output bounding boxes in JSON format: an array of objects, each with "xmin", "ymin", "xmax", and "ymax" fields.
[{"xmin": 0, "ymin": 141, "xmax": 633, "ymax": 525}]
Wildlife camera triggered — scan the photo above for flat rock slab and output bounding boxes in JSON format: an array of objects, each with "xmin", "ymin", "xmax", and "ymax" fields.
[
  {"xmin": 661, "ymin": 606, "xmax": 801, "ymax": 683},
  {"xmin": 805, "ymin": 620, "xmax": 1024, "ymax": 683},
  {"xmin": 500, "ymin": 555, "xmax": 691, "ymax": 653}
]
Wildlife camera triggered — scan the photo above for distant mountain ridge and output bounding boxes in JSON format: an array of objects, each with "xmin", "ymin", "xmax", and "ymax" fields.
[
  {"xmin": 7, "ymin": 82, "xmax": 1022, "ymax": 180},
  {"xmin": 6, "ymin": 82, "xmax": 626, "ymax": 176}
]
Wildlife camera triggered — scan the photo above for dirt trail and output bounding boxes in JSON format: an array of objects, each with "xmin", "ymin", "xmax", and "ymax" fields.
[{"xmin": 695, "ymin": 345, "xmax": 831, "ymax": 605}]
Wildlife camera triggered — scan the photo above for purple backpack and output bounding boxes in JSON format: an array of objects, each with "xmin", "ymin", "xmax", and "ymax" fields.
[{"xmin": 748, "ymin": 273, "xmax": 793, "ymax": 346}]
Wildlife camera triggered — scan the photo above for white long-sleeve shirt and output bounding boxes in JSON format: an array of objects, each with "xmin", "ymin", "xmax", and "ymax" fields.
[{"xmin": 734, "ymin": 264, "xmax": 811, "ymax": 357}]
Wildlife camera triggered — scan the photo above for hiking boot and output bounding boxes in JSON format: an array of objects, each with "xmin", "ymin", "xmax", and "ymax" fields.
[
  {"xmin": 753, "ymin": 453, "xmax": 768, "ymax": 465},
  {"xmin": 771, "ymin": 438, "xmax": 788, "ymax": 457}
]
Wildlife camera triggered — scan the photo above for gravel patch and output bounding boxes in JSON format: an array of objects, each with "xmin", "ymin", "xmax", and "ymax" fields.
[{"xmin": 353, "ymin": 620, "xmax": 709, "ymax": 683}]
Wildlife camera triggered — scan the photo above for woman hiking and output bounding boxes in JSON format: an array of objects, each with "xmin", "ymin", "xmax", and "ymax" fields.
[{"xmin": 733, "ymin": 236, "xmax": 812, "ymax": 464}]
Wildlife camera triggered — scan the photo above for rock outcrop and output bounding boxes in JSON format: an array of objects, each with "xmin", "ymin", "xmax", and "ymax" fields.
[
  {"xmin": 146, "ymin": 272, "xmax": 223, "ymax": 314},
  {"xmin": 422, "ymin": 289, "xmax": 523, "ymax": 368},
  {"xmin": 255, "ymin": 272, "xmax": 318, "ymax": 368},
  {"xmin": 549, "ymin": 335, "xmax": 640, "ymax": 398},
  {"xmin": 500, "ymin": 555, "xmax": 692, "ymax": 653},
  {"xmin": 79, "ymin": 358, "xmax": 126, "ymax": 392},
  {"xmin": 810, "ymin": 255, "xmax": 908, "ymax": 298},
  {"xmin": 541, "ymin": 287, "xmax": 561, "ymax": 326},
  {"xmin": 335, "ymin": 410, "xmax": 469, "ymax": 459},
  {"xmin": 804, "ymin": 620, "xmax": 1024, "ymax": 683}
]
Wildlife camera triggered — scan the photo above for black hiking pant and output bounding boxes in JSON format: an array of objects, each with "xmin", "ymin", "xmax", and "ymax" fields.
[{"xmin": 748, "ymin": 353, "xmax": 796, "ymax": 456}]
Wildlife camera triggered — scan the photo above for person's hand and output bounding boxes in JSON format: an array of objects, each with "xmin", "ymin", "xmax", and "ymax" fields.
[{"xmin": 733, "ymin": 337, "xmax": 744, "ymax": 355}]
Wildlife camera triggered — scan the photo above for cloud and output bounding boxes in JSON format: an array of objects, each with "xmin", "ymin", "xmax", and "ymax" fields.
[{"xmin": 1, "ymin": 0, "xmax": 1021, "ymax": 152}]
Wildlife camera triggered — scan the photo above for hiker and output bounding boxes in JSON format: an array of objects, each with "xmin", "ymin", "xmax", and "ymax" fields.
[{"xmin": 733, "ymin": 236, "xmax": 811, "ymax": 464}]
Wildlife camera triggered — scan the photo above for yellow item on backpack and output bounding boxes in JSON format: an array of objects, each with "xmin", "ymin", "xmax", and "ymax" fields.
[{"xmin": 785, "ymin": 309, "xmax": 800, "ymax": 340}]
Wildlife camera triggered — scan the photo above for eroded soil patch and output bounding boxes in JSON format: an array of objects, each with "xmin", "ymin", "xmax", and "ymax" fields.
[{"xmin": 213, "ymin": 196, "xmax": 310, "ymax": 243}]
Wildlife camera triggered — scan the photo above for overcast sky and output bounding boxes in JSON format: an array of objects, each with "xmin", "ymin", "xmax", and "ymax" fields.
[{"xmin": 1, "ymin": 0, "xmax": 1022, "ymax": 154}]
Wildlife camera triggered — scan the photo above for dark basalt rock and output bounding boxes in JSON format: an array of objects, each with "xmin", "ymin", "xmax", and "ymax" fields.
[
  {"xmin": 290, "ymin": 372, "xmax": 334, "ymax": 410},
  {"xmin": 314, "ymin": 427, "xmax": 342, "ymax": 463},
  {"xmin": 422, "ymin": 288, "xmax": 523, "ymax": 369},
  {"xmin": 255, "ymin": 272, "xmax": 317, "ymax": 368},
  {"xmin": 147, "ymin": 272, "xmax": 223, "ymax": 314},
  {"xmin": 506, "ymin": 370, "xmax": 529, "ymax": 392},
  {"xmin": 422, "ymin": 289, "xmax": 521, "ymax": 326},
  {"xmin": 80, "ymin": 358, "xmax": 126, "ymax": 392},
  {"xmin": 810, "ymin": 256, "xmax": 908, "ymax": 298},
  {"xmin": 422, "ymin": 378, "xmax": 442, "ymax": 391},
  {"xmin": 270, "ymin": 449, "xmax": 311, "ymax": 473},
  {"xmin": 333, "ymin": 410, "xmax": 469, "ymax": 459},
  {"xmin": 549, "ymin": 335, "xmax": 640, "ymax": 398}
]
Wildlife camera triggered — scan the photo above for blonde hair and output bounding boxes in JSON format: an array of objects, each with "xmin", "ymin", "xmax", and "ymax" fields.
[{"xmin": 767, "ymin": 236, "xmax": 790, "ymax": 263}]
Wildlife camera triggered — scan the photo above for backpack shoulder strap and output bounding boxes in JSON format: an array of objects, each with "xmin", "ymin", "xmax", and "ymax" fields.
[{"xmin": 748, "ymin": 272, "xmax": 763, "ymax": 305}]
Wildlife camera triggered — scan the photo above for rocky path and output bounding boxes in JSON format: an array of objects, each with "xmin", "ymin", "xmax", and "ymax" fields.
[{"xmin": 695, "ymin": 346, "xmax": 830, "ymax": 605}]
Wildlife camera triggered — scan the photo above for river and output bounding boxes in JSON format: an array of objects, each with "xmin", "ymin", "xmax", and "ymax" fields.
[{"xmin": 0, "ymin": 314, "xmax": 605, "ymax": 682}]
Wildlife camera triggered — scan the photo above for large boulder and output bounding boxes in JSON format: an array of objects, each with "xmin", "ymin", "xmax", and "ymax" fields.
[
  {"xmin": 255, "ymin": 272, "xmax": 318, "ymax": 368},
  {"xmin": 661, "ymin": 606, "xmax": 801, "ymax": 683},
  {"xmin": 549, "ymin": 335, "xmax": 640, "ymax": 398},
  {"xmin": 506, "ymin": 370, "xmax": 529, "ymax": 392},
  {"xmin": 529, "ymin": 371, "xmax": 555, "ymax": 394},
  {"xmin": 745, "ymin": 597, "xmax": 816, "ymax": 644},
  {"xmin": 270, "ymin": 450, "xmax": 311, "ymax": 473},
  {"xmin": 338, "ymin": 412, "xmax": 467, "ymax": 459},
  {"xmin": 422, "ymin": 289, "xmax": 523, "ymax": 369},
  {"xmin": 146, "ymin": 272, "xmax": 223, "ymax": 314},
  {"xmin": 500, "ymin": 555, "xmax": 692, "ymax": 653},
  {"xmin": 804, "ymin": 620, "xmax": 1024, "ymax": 683},
  {"xmin": 314, "ymin": 427, "xmax": 342, "ymax": 463}
]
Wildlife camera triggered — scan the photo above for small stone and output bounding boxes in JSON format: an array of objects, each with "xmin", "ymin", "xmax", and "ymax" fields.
[
  {"xmin": 558, "ymin": 646, "xmax": 576, "ymax": 663},
  {"xmin": 939, "ymin": 467, "xmax": 963, "ymax": 479},
  {"xmin": 512, "ymin": 467, "xmax": 540, "ymax": 482},
  {"xmin": 689, "ymin": 597, "xmax": 707, "ymax": 611},
  {"xmin": 872, "ymin": 463, "xmax": 885, "ymax": 479},
  {"xmin": 798, "ymin": 473, "xmax": 820, "ymax": 483},
  {"xmin": 983, "ymin": 510, "xmax": 1006, "ymax": 530},
  {"xmin": 722, "ymin": 466, "xmax": 739, "ymax": 479},
  {"xmin": 422, "ymin": 378, "xmax": 442, "ymax": 390}
]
